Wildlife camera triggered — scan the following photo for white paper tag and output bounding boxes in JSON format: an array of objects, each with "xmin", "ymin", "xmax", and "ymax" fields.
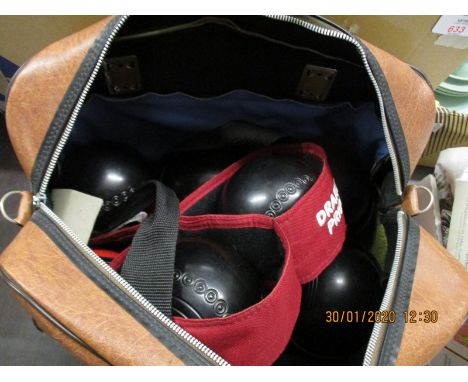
[
  {"xmin": 432, "ymin": 16, "xmax": 468, "ymax": 37},
  {"xmin": 51, "ymin": 189, "xmax": 103, "ymax": 244}
]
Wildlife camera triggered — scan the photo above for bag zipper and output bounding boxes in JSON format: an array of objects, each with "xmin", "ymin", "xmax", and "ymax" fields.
[{"xmin": 31, "ymin": 15, "xmax": 407, "ymax": 365}]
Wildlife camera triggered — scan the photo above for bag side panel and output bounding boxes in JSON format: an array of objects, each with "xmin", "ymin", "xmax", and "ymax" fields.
[
  {"xmin": 396, "ymin": 227, "xmax": 468, "ymax": 365},
  {"xmin": 0, "ymin": 220, "xmax": 185, "ymax": 366}
]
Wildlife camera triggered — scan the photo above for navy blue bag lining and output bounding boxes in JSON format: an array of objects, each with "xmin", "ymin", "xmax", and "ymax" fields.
[{"xmin": 72, "ymin": 89, "xmax": 388, "ymax": 167}]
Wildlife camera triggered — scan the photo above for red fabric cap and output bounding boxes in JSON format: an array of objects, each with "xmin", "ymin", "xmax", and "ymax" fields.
[
  {"xmin": 174, "ymin": 142, "xmax": 346, "ymax": 365},
  {"xmin": 180, "ymin": 142, "xmax": 346, "ymax": 284}
]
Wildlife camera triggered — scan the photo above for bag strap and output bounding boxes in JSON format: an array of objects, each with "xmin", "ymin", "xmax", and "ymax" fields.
[{"xmin": 120, "ymin": 181, "xmax": 179, "ymax": 317}]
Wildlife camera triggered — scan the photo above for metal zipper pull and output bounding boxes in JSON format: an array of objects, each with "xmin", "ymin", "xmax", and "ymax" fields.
[{"xmin": 32, "ymin": 192, "xmax": 47, "ymax": 208}]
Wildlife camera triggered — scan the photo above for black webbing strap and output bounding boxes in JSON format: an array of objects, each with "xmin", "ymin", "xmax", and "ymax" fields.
[{"xmin": 120, "ymin": 181, "xmax": 179, "ymax": 317}]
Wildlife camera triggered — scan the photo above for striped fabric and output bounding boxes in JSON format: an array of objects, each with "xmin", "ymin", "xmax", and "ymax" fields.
[{"xmin": 419, "ymin": 105, "xmax": 468, "ymax": 167}]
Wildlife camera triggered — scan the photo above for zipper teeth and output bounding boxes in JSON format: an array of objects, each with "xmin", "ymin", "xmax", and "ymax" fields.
[
  {"xmin": 39, "ymin": 203, "xmax": 229, "ymax": 366},
  {"xmin": 362, "ymin": 211, "xmax": 405, "ymax": 365},
  {"xmin": 38, "ymin": 16, "xmax": 129, "ymax": 196},
  {"xmin": 266, "ymin": 15, "xmax": 402, "ymax": 196}
]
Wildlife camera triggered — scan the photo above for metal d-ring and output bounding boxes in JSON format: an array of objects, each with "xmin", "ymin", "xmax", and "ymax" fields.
[
  {"xmin": 413, "ymin": 185, "xmax": 434, "ymax": 216},
  {"xmin": 0, "ymin": 190, "xmax": 24, "ymax": 226}
]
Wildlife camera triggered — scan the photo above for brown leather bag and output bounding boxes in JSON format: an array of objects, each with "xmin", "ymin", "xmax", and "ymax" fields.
[{"xmin": 1, "ymin": 15, "xmax": 467, "ymax": 366}]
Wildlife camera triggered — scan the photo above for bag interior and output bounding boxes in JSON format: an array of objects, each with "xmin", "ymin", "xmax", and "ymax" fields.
[{"xmin": 49, "ymin": 15, "xmax": 399, "ymax": 365}]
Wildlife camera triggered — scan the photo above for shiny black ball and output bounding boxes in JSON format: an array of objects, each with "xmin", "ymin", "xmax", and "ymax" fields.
[
  {"xmin": 53, "ymin": 145, "xmax": 150, "ymax": 231},
  {"xmin": 160, "ymin": 149, "xmax": 240, "ymax": 200},
  {"xmin": 172, "ymin": 236, "xmax": 262, "ymax": 319},
  {"xmin": 219, "ymin": 153, "xmax": 322, "ymax": 217},
  {"xmin": 291, "ymin": 246, "xmax": 383, "ymax": 361}
]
